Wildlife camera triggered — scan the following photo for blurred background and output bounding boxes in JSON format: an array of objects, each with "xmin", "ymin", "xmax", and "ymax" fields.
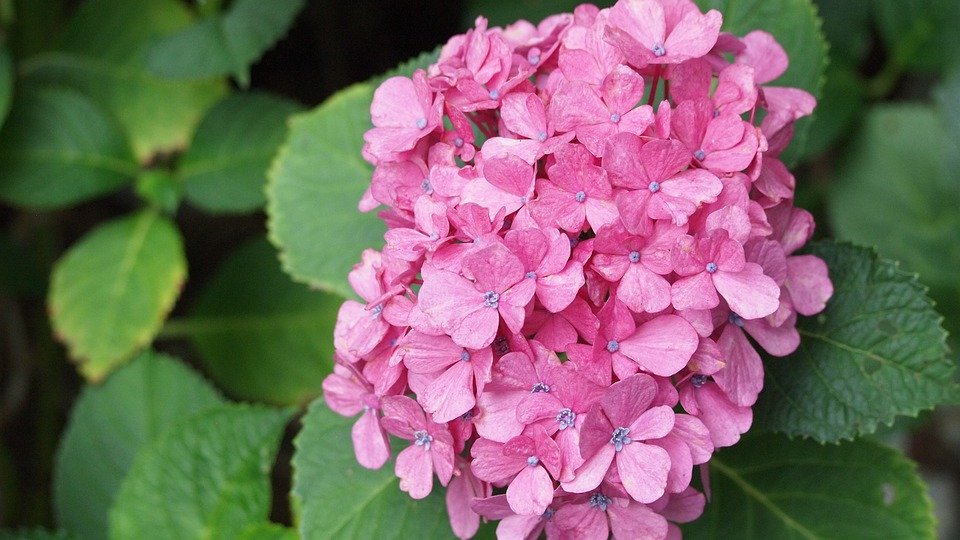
[{"xmin": 0, "ymin": 0, "xmax": 957, "ymax": 537}]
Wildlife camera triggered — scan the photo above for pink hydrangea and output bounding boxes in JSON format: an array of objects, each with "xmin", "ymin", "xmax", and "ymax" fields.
[{"xmin": 323, "ymin": 1, "xmax": 832, "ymax": 538}]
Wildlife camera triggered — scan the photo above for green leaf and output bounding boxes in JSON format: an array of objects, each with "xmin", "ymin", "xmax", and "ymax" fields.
[
  {"xmin": 54, "ymin": 351, "xmax": 224, "ymax": 540},
  {"xmin": 146, "ymin": 0, "xmax": 305, "ymax": 86},
  {"xmin": 0, "ymin": 47, "xmax": 13, "ymax": 127},
  {"xmin": 292, "ymin": 400, "xmax": 451, "ymax": 539},
  {"xmin": 874, "ymin": 0, "xmax": 960, "ymax": 74},
  {"xmin": 0, "ymin": 87, "xmax": 138, "ymax": 208},
  {"xmin": 935, "ymin": 65, "xmax": 960, "ymax": 154},
  {"xmin": 464, "ymin": 0, "xmax": 600, "ymax": 27},
  {"xmin": 181, "ymin": 238, "xmax": 340, "ymax": 405},
  {"xmin": 179, "ymin": 92, "xmax": 304, "ymax": 214},
  {"xmin": 696, "ymin": 0, "xmax": 827, "ymax": 164},
  {"xmin": 21, "ymin": 0, "xmax": 227, "ymax": 160},
  {"xmin": 49, "ymin": 211, "xmax": 187, "ymax": 381},
  {"xmin": 800, "ymin": 62, "xmax": 865, "ymax": 158},
  {"xmin": 266, "ymin": 83, "xmax": 381, "ymax": 299},
  {"xmin": 0, "ymin": 530, "xmax": 75, "ymax": 540},
  {"xmin": 683, "ymin": 433, "xmax": 936, "ymax": 539},
  {"xmin": 108, "ymin": 404, "xmax": 293, "ymax": 540},
  {"xmin": 829, "ymin": 105, "xmax": 960, "ymax": 292},
  {"xmin": 753, "ymin": 242, "xmax": 955, "ymax": 442},
  {"xmin": 238, "ymin": 523, "xmax": 299, "ymax": 540}
]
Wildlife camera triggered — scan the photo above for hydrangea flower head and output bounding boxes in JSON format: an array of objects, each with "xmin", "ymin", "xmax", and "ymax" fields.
[{"xmin": 324, "ymin": 0, "xmax": 832, "ymax": 537}]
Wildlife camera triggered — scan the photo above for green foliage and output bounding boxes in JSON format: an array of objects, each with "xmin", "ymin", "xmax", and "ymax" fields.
[
  {"xmin": 237, "ymin": 523, "xmax": 299, "ymax": 540},
  {"xmin": 146, "ymin": 0, "xmax": 305, "ymax": 86},
  {"xmin": 683, "ymin": 433, "xmax": 937, "ymax": 539},
  {"xmin": 0, "ymin": 530, "xmax": 75, "ymax": 540},
  {"xmin": 20, "ymin": 0, "xmax": 227, "ymax": 160},
  {"xmin": 874, "ymin": 0, "xmax": 960, "ymax": 74},
  {"xmin": 0, "ymin": 87, "xmax": 137, "ymax": 208},
  {"xmin": 292, "ymin": 401, "xmax": 451, "ymax": 539},
  {"xmin": 754, "ymin": 242, "xmax": 956, "ymax": 442},
  {"xmin": 185, "ymin": 238, "xmax": 340, "ymax": 405},
  {"xmin": 829, "ymin": 106, "xmax": 960, "ymax": 292},
  {"xmin": 108, "ymin": 404, "xmax": 293, "ymax": 540},
  {"xmin": 53, "ymin": 351, "xmax": 224, "ymax": 540},
  {"xmin": 0, "ymin": 47, "xmax": 13, "ymax": 127},
  {"xmin": 267, "ymin": 83, "xmax": 382, "ymax": 299},
  {"xmin": 48, "ymin": 211, "xmax": 187, "ymax": 381},
  {"xmin": 179, "ymin": 92, "xmax": 304, "ymax": 213}
]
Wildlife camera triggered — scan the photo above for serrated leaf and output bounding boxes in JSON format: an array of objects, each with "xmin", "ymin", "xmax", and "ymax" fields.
[
  {"xmin": 179, "ymin": 92, "xmax": 304, "ymax": 213},
  {"xmin": 0, "ymin": 87, "xmax": 138, "ymax": 208},
  {"xmin": 20, "ymin": 0, "xmax": 227, "ymax": 160},
  {"xmin": 49, "ymin": 211, "xmax": 187, "ymax": 381},
  {"xmin": 683, "ymin": 433, "xmax": 936, "ymax": 539},
  {"xmin": 829, "ymin": 105, "xmax": 960, "ymax": 292},
  {"xmin": 754, "ymin": 241, "xmax": 955, "ymax": 442},
  {"xmin": 108, "ymin": 404, "xmax": 293, "ymax": 540},
  {"xmin": 185, "ymin": 238, "xmax": 339, "ymax": 405},
  {"xmin": 292, "ymin": 400, "xmax": 452, "ymax": 539},
  {"xmin": 146, "ymin": 0, "xmax": 305, "ymax": 86},
  {"xmin": 696, "ymin": 0, "xmax": 827, "ymax": 164},
  {"xmin": 54, "ymin": 351, "xmax": 224, "ymax": 540},
  {"xmin": 266, "ymin": 83, "xmax": 381, "ymax": 299}
]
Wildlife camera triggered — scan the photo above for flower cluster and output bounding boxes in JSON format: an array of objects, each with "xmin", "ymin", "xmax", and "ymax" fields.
[{"xmin": 323, "ymin": 1, "xmax": 833, "ymax": 538}]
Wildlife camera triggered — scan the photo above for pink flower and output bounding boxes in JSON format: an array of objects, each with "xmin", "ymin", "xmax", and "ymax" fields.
[
  {"xmin": 504, "ymin": 227, "xmax": 585, "ymax": 313},
  {"xmin": 459, "ymin": 153, "xmax": 535, "ymax": 220},
  {"xmin": 446, "ymin": 458, "xmax": 490, "ymax": 539},
  {"xmin": 364, "ymin": 71, "xmax": 442, "ymax": 162},
  {"xmin": 562, "ymin": 374, "xmax": 675, "ymax": 503},
  {"xmin": 605, "ymin": 0, "xmax": 722, "ymax": 67},
  {"xmin": 672, "ymin": 99, "xmax": 760, "ymax": 174},
  {"xmin": 471, "ymin": 427, "xmax": 562, "ymax": 515},
  {"xmin": 380, "ymin": 395, "xmax": 455, "ymax": 499},
  {"xmin": 530, "ymin": 143, "xmax": 619, "ymax": 232},
  {"xmin": 322, "ymin": 365, "xmax": 390, "ymax": 469},
  {"xmin": 553, "ymin": 489, "xmax": 669, "ymax": 540},
  {"xmin": 591, "ymin": 221, "xmax": 679, "ymax": 314}
]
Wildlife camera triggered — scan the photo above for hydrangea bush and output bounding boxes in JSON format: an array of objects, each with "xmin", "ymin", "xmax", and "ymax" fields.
[{"xmin": 323, "ymin": 1, "xmax": 835, "ymax": 536}]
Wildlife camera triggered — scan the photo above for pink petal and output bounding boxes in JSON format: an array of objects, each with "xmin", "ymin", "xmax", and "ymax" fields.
[
  {"xmin": 446, "ymin": 468, "xmax": 482, "ymax": 539},
  {"xmin": 786, "ymin": 254, "xmax": 833, "ymax": 316},
  {"xmin": 380, "ymin": 395, "xmax": 426, "ymax": 436},
  {"xmin": 617, "ymin": 264, "xmax": 672, "ymax": 314},
  {"xmin": 744, "ymin": 317, "xmax": 800, "ymax": 357},
  {"xmin": 616, "ymin": 442, "xmax": 670, "ymax": 503},
  {"xmin": 396, "ymin": 444, "xmax": 434, "ymax": 499},
  {"xmin": 714, "ymin": 263, "xmax": 781, "ymax": 319},
  {"xmin": 629, "ymin": 405, "xmax": 675, "ymax": 441},
  {"xmin": 562, "ymin": 445, "xmax": 615, "ymax": 493},
  {"xmin": 420, "ymin": 361, "xmax": 477, "ymax": 423},
  {"xmin": 671, "ymin": 272, "xmax": 719, "ymax": 312},
  {"xmin": 537, "ymin": 261, "xmax": 585, "ymax": 313},
  {"xmin": 662, "ymin": 9, "xmax": 722, "ymax": 62},
  {"xmin": 475, "ymin": 390, "xmax": 526, "ymax": 442},
  {"xmin": 607, "ymin": 499, "xmax": 669, "ymax": 539},
  {"xmin": 696, "ymin": 383, "xmax": 753, "ymax": 448},
  {"xmin": 506, "ymin": 465, "xmax": 555, "ymax": 515},
  {"xmin": 715, "ymin": 325, "xmax": 764, "ymax": 407},
  {"xmin": 737, "ymin": 30, "xmax": 788, "ymax": 84},
  {"xmin": 619, "ymin": 314, "xmax": 698, "ymax": 377},
  {"xmin": 352, "ymin": 409, "xmax": 390, "ymax": 469}
]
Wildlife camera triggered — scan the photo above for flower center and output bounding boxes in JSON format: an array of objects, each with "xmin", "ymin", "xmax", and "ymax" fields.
[
  {"xmin": 415, "ymin": 117, "xmax": 427, "ymax": 130},
  {"xmin": 454, "ymin": 136, "xmax": 464, "ymax": 148},
  {"xmin": 629, "ymin": 251, "xmax": 641, "ymax": 263},
  {"xmin": 483, "ymin": 290, "xmax": 500, "ymax": 308},
  {"xmin": 609, "ymin": 113, "xmax": 621, "ymax": 123},
  {"xmin": 691, "ymin": 374, "xmax": 708, "ymax": 388},
  {"xmin": 610, "ymin": 426, "xmax": 632, "ymax": 452},
  {"xmin": 527, "ymin": 455, "xmax": 540, "ymax": 467},
  {"xmin": 420, "ymin": 179, "xmax": 433, "ymax": 194},
  {"xmin": 537, "ymin": 131, "xmax": 548, "ymax": 142},
  {"xmin": 694, "ymin": 149, "xmax": 706, "ymax": 161},
  {"xmin": 460, "ymin": 350, "xmax": 471, "ymax": 362},
  {"xmin": 488, "ymin": 89, "xmax": 500, "ymax": 100},
  {"xmin": 529, "ymin": 53, "xmax": 541, "ymax": 65},
  {"xmin": 706, "ymin": 262, "xmax": 718, "ymax": 273},
  {"xmin": 729, "ymin": 313, "xmax": 745, "ymax": 327},
  {"xmin": 557, "ymin": 408, "xmax": 577, "ymax": 430},
  {"xmin": 371, "ymin": 304, "xmax": 384, "ymax": 316},
  {"xmin": 648, "ymin": 181, "xmax": 661, "ymax": 193},
  {"xmin": 589, "ymin": 493, "xmax": 612, "ymax": 511},
  {"xmin": 541, "ymin": 508, "xmax": 556, "ymax": 520},
  {"xmin": 606, "ymin": 339, "xmax": 620, "ymax": 353},
  {"xmin": 531, "ymin": 381, "xmax": 551, "ymax": 393},
  {"xmin": 575, "ymin": 190, "xmax": 586, "ymax": 203},
  {"xmin": 652, "ymin": 43, "xmax": 666, "ymax": 57},
  {"xmin": 525, "ymin": 271, "xmax": 537, "ymax": 279},
  {"xmin": 414, "ymin": 430, "xmax": 433, "ymax": 450}
]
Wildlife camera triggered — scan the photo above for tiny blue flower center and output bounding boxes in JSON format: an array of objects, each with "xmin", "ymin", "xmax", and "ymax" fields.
[
  {"xmin": 610, "ymin": 426, "xmax": 632, "ymax": 452},
  {"xmin": 483, "ymin": 290, "xmax": 500, "ymax": 308},
  {"xmin": 531, "ymin": 381, "xmax": 551, "ymax": 393},
  {"xmin": 525, "ymin": 271, "xmax": 537, "ymax": 279},
  {"xmin": 691, "ymin": 374, "xmax": 709, "ymax": 388},
  {"xmin": 414, "ymin": 430, "xmax": 433, "ymax": 449},
  {"xmin": 694, "ymin": 149, "xmax": 706, "ymax": 161},
  {"xmin": 706, "ymin": 262, "xmax": 718, "ymax": 273},
  {"xmin": 652, "ymin": 43, "xmax": 666, "ymax": 57},
  {"xmin": 371, "ymin": 304, "xmax": 384, "ymax": 316},
  {"xmin": 557, "ymin": 408, "xmax": 577, "ymax": 430},
  {"xmin": 460, "ymin": 350, "xmax": 471, "ymax": 362},
  {"xmin": 606, "ymin": 339, "xmax": 620, "ymax": 353},
  {"xmin": 729, "ymin": 313, "xmax": 745, "ymax": 327},
  {"xmin": 629, "ymin": 251, "xmax": 641, "ymax": 263},
  {"xmin": 461, "ymin": 410, "xmax": 474, "ymax": 421},
  {"xmin": 541, "ymin": 508, "xmax": 556, "ymax": 520},
  {"xmin": 575, "ymin": 190, "xmax": 586, "ymax": 203},
  {"xmin": 454, "ymin": 136, "xmax": 464, "ymax": 148},
  {"xmin": 609, "ymin": 113, "xmax": 621, "ymax": 123},
  {"xmin": 529, "ymin": 53, "xmax": 541, "ymax": 65},
  {"xmin": 589, "ymin": 493, "xmax": 612, "ymax": 511},
  {"xmin": 537, "ymin": 131, "xmax": 548, "ymax": 142},
  {"xmin": 527, "ymin": 455, "xmax": 540, "ymax": 467},
  {"xmin": 648, "ymin": 181, "xmax": 661, "ymax": 193},
  {"xmin": 415, "ymin": 117, "xmax": 427, "ymax": 130},
  {"xmin": 420, "ymin": 179, "xmax": 433, "ymax": 194},
  {"xmin": 488, "ymin": 89, "xmax": 500, "ymax": 100}
]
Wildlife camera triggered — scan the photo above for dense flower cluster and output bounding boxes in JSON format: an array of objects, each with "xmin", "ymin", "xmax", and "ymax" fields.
[{"xmin": 323, "ymin": 0, "xmax": 833, "ymax": 537}]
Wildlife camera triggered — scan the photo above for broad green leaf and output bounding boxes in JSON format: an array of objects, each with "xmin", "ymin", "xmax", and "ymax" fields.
[
  {"xmin": 683, "ymin": 433, "xmax": 936, "ymax": 539},
  {"xmin": 753, "ymin": 242, "xmax": 955, "ymax": 442},
  {"xmin": 109, "ymin": 404, "xmax": 293, "ymax": 540},
  {"xmin": 464, "ymin": 0, "xmax": 597, "ymax": 27},
  {"xmin": 238, "ymin": 523, "xmax": 299, "ymax": 540},
  {"xmin": 829, "ymin": 105, "xmax": 960, "ymax": 292},
  {"xmin": 49, "ymin": 211, "xmax": 187, "ymax": 381},
  {"xmin": 292, "ymin": 400, "xmax": 452, "ymax": 539},
  {"xmin": 146, "ymin": 0, "xmax": 305, "ymax": 86},
  {"xmin": 935, "ymin": 66, "xmax": 960, "ymax": 154},
  {"xmin": 800, "ymin": 62, "xmax": 864, "ymax": 158},
  {"xmin": 266, "ymin": 83, "xmax": 381, "ymax": 299},
  {"xmin": 54, "ymin": 351, "xmax": 224, "ymax": 540},
  {"xmin": 21, "ymin": 0, "xmax": 227, "ymax": 160},
  {"xmin": 696, "ymin": 0, "xmax": 827, "ymax": 164},
  {"xmin": 813, "ymin": 0, "xmax": 872, "ymax": 66},
  {"xmin": 0, "ymin": 530, "xmax": 75, "ymax": 540},
  {"xmin": 184, "ymin": 238, "xmax": 340, "ymax": 405},
  {"xmin": 180, "ymin": 92, "xmax": 304, "ymax": 213},
  {"xmin": 0, "ymin": 87, "xmax": 138, "ymax": 208},
  {"xmin": 8, "ymin": 0, "xmax": 66, "ymax": 58},
  {"xmin": 874, "ymin": 0, "xmax": 960, "ymax": 74},
  {"xmin": 0, "ymin": 47, "xmax": 13, "ymax": 127}
]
